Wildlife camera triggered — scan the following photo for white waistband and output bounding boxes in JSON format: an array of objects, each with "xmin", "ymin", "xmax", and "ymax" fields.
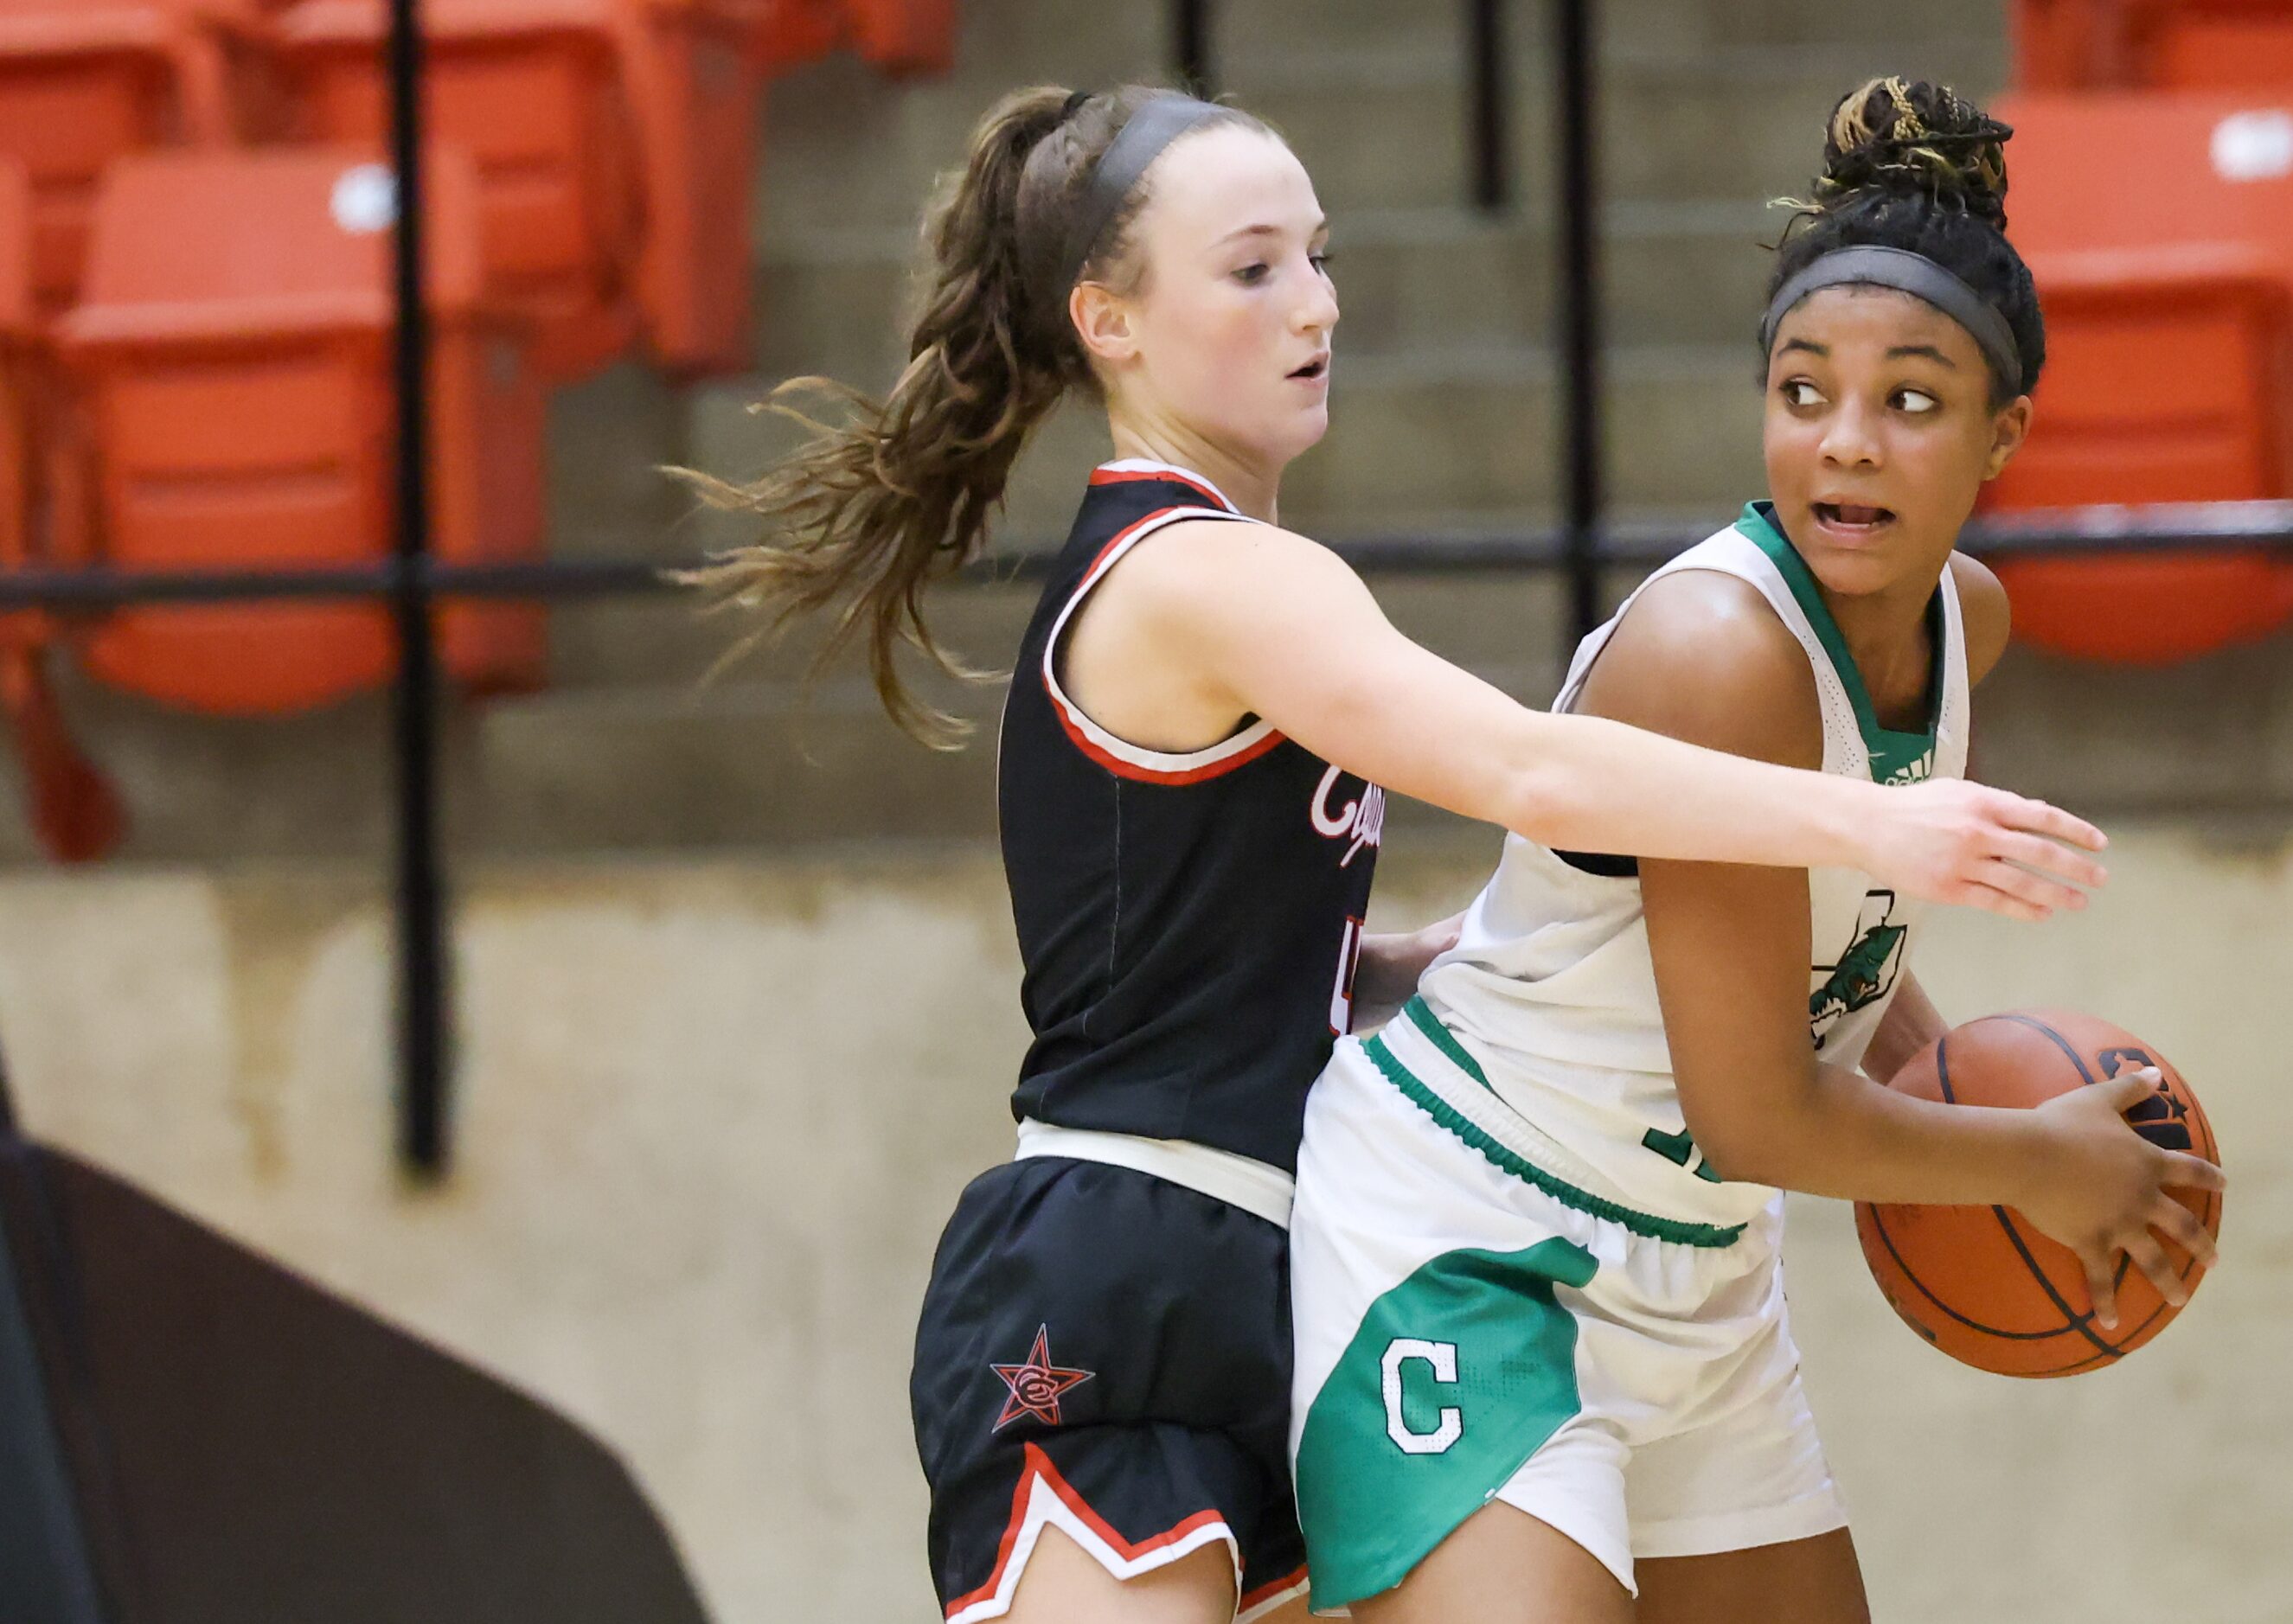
[{"xmin": 1014, "ymin": 1121, "xmax": 1296, "ymax": 1231}]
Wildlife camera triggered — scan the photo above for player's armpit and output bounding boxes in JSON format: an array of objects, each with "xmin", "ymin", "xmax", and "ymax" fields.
[{"xmin": 1861, "ymin": 971, "xmax": 1947, "ymax": 1084}]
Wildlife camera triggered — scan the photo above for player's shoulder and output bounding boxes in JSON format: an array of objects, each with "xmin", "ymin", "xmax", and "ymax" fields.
[
  {"xmin": 1946, "ymin": 552, "xmax": 2011, "ymax": 684},
  {"xmin": 1609, "ymin": 566, "xmax": 1812, "ymax": 686},
  {"xmin": 1576, "ymin": 566, "xmax": 1822, "ymax": 768},
  {"xmin": 1098, "ymin": 515, "xmax": 1359, "ymax": 617}
]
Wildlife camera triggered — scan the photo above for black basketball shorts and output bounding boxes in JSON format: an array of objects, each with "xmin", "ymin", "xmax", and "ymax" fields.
[{"xmin": 911, "ymin": 1154, "xmax": 1307, "ymax": 1621}]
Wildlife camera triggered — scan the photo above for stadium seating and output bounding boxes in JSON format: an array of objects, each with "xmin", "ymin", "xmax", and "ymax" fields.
[
  {"xmin": 0, "ymin": 157, "xmax": 125, "ymax": 860},
  {"xmin": 1985, "ymin": 91, "xmax": 2293, "ymax": 660},
  {"xmin": 0, "ymin": 0, "xmax": 281, "ymax": 314},
  {"xmin": 274, "ymin": 0, "xmax": 761, "ymax": 380},
  {"xmin": 727, "ymin": 0, "xmax": 951, "ymax": 76},
  {"xmin": 736, "ymin": 0, "xmax": 841, "ymax": 73},
  {"xmin": 845, "ymin": 0, "xmax": 954, "ymax": 76},
  {"xmin": 50, "ymin": 146, "xmax": 548, "ymax": 714},
  {"xmin": 2018, "ymin": 0, "xmax": 2293, "ymax": 90}
]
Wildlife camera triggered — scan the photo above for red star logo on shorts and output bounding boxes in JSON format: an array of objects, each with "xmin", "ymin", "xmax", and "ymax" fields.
[{"xmin": 990, "ymin": 1325, "xmax": 1095, "ymax": 1431}]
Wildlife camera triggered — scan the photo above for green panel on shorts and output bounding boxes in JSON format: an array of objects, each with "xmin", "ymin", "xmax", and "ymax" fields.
[{"xmin": 1295, "ymin": 1237, "xmax": 1598, "ymax": 1612}]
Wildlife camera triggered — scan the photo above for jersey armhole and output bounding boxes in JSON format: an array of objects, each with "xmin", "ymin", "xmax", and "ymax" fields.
[
  {"xmin": 1548, "ymin": 563, "xmax": 1814, "ymax": 879},
  {"xmin": 1041, "ymin": 508, "xmax": 1288, "ymax": 785}
]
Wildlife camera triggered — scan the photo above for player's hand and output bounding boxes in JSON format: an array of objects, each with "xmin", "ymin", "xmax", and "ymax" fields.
[
  {"xmin": 1852, "ymin": 780, "xmax": 2108, "ymax": 924},
  {"xmin": 2017, "ymin": 1070, "xmax": 2227, "ymax": 1330},
  {"xmin": 1348, "ymin": 912, "xmax": 1467, "ymax": 1034}
]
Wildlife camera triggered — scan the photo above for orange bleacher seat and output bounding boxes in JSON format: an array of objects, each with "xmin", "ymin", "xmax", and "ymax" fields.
[
  {"xmin": 0, "ymin": 157, "xmax": 125, "ymax": 860},
  {"xmin": 2140, "ymin": 0, "xmax": 2293, "ymax": 89},
  {"xmin": 275, "ymin": 0, "xmax": 761, "ymax": 380},
  {"xmin": 1986, "ymin": 91, "xmax": 2293, "ymax": 660},
  {"xmin": 846, "ymin": 0, "xmax": 953, "ymax": 75},
  {"xmin": 733, "ymin": 0, "xmax": 841, "ymax": 73},
  {"xmin": 2019, "ymin": 0, "xmax": 2293, "ymax": 90},
  {"xmin": 727, "ymin": 0, "xmax": 958, "ymax": 76},
  {"xmin": 0, "ymin": 0, "xmax": 280, "ymax": 314},
  {"xmin": 50, "ymin": 146, "xmax": 548, "ymax": 715}
]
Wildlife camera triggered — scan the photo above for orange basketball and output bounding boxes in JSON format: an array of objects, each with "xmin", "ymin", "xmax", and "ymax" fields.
[{"xmin": 1854, "ymin": 1010, "xmax": 2222, "ymax": 1378}]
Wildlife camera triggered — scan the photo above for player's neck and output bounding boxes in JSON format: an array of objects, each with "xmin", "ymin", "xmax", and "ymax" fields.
[
  {"xmin": 1825, "ymin": 573, "xmax": 1940, "ymax": 730},
  {"xmin": 1105, "ymin": 419, "xmax": 1281, "ymax": 525}
]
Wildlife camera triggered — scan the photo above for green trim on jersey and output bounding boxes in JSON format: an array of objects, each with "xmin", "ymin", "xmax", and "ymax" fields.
[
  {"xmin": 1295, "ymin": 1237, "xmax": 1598, "ymax": 1611},
  {"xmin": 1361, "ymin": 1032, "xmax": 1750, "ymax": 1249},
  {"xmin": 1734, "ymin": 502, "xmax": 1944, "ymax": 785},
  {"xmin": 1402, "ymin": 995, "xmax": 1493, "ymax": 1090}
]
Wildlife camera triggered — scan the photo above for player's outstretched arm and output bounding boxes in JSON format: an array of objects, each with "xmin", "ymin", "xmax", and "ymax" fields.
[{"xmin": 1126, "ymin": 521, "xmax": 2105, "ymax": 921}]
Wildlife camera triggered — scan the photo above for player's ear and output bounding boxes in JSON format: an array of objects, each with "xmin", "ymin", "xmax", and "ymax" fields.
[
  {"xmin": 1070, "ymin": 281, "xmax": 1137, "ymax": 366},
  {"xmin": 1982, "ymin": 394, "xmax": 2033, "ymax": 481}
]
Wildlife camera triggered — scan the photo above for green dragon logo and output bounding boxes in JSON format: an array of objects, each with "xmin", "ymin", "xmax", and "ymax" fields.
[{"xmin": 1810, "ymin": 890, "xmax": 1905, "ymax": 1049}]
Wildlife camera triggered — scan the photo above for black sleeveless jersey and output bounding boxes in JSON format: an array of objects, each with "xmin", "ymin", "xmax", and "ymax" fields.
[{"xmin": 998, "ymin": 460, "xmax": 1385, "ymax": 1173}]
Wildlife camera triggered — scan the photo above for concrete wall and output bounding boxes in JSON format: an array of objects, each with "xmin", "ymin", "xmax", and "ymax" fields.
[{"xmin": 1, "ymin": 829, "xmax": 2286, "ymax": 1621}]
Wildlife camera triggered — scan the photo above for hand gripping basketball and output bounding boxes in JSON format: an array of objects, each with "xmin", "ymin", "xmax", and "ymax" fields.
[
  {"xmin": 2021, "ymin": 1071, "xmax": 2226, "ymax": 1332},
  {"xmin": 1856, "ymin": 1011, "xmax": 2227, "ymax": 1377}
]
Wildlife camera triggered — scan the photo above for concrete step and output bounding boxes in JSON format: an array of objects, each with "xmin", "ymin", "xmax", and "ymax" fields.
[
  {"xmin": 474, "ymin": 681, "xmax": 1003, "ymax": 851},
  {"xmin": 551, "ymin": 542, "xmax": 1586, "ymax": 693},
  {"xmin": 752, "ymin": 202, "xmax": 1788, "ymax": 387},
  {"xmin": 759, "ymin": 32, "xmax": 2003, "ymax": 238},
  {"xmin": 683, "ymin": 343, "xmax": 1766, "ymax": 583},
  {"xmin": 10, "ymin": 598, "xmax": 2292, "ymax": 865}
]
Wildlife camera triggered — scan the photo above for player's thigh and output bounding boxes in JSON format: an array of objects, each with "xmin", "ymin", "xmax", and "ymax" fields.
[
  {"xmin": 1351, "ymin": 1502, "xmax": 1634, "ymax": 1624},
  {"xmin": 1002, "ymin": 1525, "xmax": 1239, "ymax": 1624},
  {"xmin": 1636, "ymin": 1527, "xmax": 1869, "ymax": 1624}
]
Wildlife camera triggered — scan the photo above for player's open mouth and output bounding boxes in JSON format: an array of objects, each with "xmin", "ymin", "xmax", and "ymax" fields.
[
  {"xmin": 1287, "ymin": 355, "xmax": 1329, "ymax": 381},
  {"xmin": 1812, "ymin": 501, "xmax": 1894, "ymax": 534}
]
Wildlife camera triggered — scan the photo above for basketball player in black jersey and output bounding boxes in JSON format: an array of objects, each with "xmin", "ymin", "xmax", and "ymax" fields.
[{"xmin": 685, "ymin": 86, "xmax": 2113, "ymax": 1624}]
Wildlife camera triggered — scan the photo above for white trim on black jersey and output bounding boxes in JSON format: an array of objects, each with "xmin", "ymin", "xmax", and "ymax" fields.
[{"xmin": 1042, "ymin": 502, "xmax": 1285, "ymax": 784}]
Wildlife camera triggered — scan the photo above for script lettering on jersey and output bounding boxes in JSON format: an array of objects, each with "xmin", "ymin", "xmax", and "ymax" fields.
[{"xmin": 1311, "ymin": 764, "xmax": 1386, "ymax": 868}]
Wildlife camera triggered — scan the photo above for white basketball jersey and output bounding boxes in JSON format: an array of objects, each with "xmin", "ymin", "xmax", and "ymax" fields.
[{"xmin": 1416, "ymin": 503, "xmax": 1971, "ymax": 1224}]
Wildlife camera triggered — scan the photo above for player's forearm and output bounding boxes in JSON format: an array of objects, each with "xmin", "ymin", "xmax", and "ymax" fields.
[
  {"xmin": 1499, "ymin": 712, "xmax": 1871, "ymax": 869},
  {"xmin": 1704, "ymin": 1060, "xmax": 2048, "ymax": 1207}
]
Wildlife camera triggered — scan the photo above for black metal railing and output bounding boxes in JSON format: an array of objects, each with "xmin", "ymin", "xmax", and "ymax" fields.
[{"xmin": 4, "ymin": 0, "xmax": 2292, "ymax": 1173}]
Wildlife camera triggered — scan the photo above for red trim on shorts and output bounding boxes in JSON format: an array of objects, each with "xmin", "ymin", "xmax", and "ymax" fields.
[
  {"xmin": 943, "ymin": 1442, "xmax": 1231, "ymax": 1620},
  {"xmin": 1241, "ymin": 1563, "xmax": 1310, "ymax": 1611}
]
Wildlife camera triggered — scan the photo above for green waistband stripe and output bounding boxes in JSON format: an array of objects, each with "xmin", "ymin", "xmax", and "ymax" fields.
[
  {"xmin": 1360, "ymin": 1034, "xmax": 1748, "ymax": 1250},
  {"xmin": 1401, "ymin": 995, "xmax": 1493, "ymax": 1090}
]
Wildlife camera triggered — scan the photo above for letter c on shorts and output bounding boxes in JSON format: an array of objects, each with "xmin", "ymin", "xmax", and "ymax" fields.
[{"xmin": 1380, "ymin": 1339, "xmax": 1462, "ymax": 1455}]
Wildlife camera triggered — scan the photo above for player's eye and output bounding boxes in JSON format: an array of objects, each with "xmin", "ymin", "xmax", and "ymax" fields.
[
  {"xmin": 1233, "ymin": 262, "xmax": 1270, "ymax": 285},
  {"xmin": 1893, "ymin": 387, "xmax": 1939, "ymax": 414},
  {"xmin": 1780, "ymin": 379, "xmax": 1826, "ymax": 408},
  {"xmin": 1310, "ymin": 250, "xmax": 1333, "ymax": 275}
]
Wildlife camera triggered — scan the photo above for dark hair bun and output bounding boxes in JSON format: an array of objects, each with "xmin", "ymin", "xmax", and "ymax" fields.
[{"xmin": 1816, "ymin": 77, "xmax": 2012, "ymax": 228}]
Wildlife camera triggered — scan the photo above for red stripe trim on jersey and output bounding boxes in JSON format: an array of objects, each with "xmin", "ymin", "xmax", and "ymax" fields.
[
  {"xmin": 943, "ymin": 1442, "xmax": 1235, "ymax": 1621},
  {"xmin": 1050, "ymin": 710, "xmax": 1287, "ymax": 785},
  {"xmin": 1042, "ymin": 505, "xmax": 1288, "ymax": 785},
  {"xmin": 1088, "ymin": 464, "xmax": 1236, "ymax": 513}
]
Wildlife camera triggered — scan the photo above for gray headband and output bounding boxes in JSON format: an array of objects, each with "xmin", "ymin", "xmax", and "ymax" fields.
[
  {"xmin": 1760, "ymin": 245, "xmax": 2025, "ymax": 393},
  {"xmin": 1059, "ymin": 94, "xmax": 1224, "ymax": 290}
]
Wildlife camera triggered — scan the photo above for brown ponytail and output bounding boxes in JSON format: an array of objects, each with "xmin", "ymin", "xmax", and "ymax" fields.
[{"xmin": 676, "ymin": 84, "xmax": 1265, "ymax": 744}]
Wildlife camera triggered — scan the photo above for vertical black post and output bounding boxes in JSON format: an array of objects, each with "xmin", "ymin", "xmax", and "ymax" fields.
[
  {"xmin": 1554, "ymin": 0, "xmax": 1603, "ymax": 643},
  {"xmin": 388, "ymin": 0, "xmax": 452, "ymax": 1179},
  {"xmin": 1174, "ymin": 0, "xmax": 1213, "ymax": 96},
  {"xmin": 1468, "ymin": 0, "xmax": 1509, "ymax": 212}
]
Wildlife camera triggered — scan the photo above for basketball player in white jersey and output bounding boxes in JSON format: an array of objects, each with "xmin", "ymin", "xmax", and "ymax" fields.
[{"xmin": 1287, "ymin": 80, "xmax": 2228, "ymax": 1623}]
